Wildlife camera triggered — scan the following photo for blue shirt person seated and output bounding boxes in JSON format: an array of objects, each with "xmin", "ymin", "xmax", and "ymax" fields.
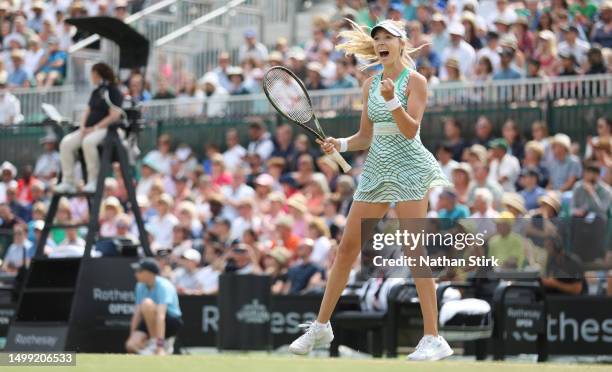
[{"xmin": 125, "ymin": 258, "xmax": 183, "ymax": 355}]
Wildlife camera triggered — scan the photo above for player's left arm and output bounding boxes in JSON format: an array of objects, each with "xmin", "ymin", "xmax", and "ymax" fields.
[{"xmin": 384, "ymin": 71, "xmax": 428, "ymax": 140}]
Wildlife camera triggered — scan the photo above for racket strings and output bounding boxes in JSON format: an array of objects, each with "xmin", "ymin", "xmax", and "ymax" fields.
[{"xmin": 263, "ymin": 69, "xmax": 313, "ymax": 124}]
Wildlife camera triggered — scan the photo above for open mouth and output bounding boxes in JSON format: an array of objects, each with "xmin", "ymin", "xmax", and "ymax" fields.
[{"xmin": 379, "ymin": 50, "xmax": 390, "ymax": 58}]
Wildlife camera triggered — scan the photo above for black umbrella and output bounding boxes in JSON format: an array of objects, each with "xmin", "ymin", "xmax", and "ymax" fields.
[{"xmin": 66, "ymin": 16, "xmax": 149, "ymax": 69}]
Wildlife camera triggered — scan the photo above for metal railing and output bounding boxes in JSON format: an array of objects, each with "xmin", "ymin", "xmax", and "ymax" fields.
[
  {"xmin": 135, "ymin": 73, "xmax": 612, "ymax": 120},
  {"xmin": 9, "ymin": 74, "xmax": 611, "ymax": 122}
]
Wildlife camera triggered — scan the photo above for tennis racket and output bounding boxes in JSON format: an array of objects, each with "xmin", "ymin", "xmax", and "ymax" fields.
[{"xmin": 262, "ymin": 66, "xmax": 352, "ymax": 173}]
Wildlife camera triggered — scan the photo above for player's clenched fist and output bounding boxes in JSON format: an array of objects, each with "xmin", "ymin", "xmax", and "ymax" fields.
[
  {"xmin": 380, "ymin": 78, "xmax": 395, "ymax": 101},
  {"xmin": 316, "ymin": 137, "xmax": 339, "ymax": 154}
]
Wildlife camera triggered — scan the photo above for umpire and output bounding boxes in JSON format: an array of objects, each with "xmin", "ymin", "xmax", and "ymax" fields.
[{"xmin": 125, "ymin": 258, "xmax": 183, "ymax": 355}]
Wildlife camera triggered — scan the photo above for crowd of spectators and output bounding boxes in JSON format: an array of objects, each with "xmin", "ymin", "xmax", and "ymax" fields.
[
  {"xmin": 0, "ymin": 114, "xmax": 610, "ymax": 296},
  {"xmin": 141, "ymin": 0, "xmax": 612, "ymax": 108}
]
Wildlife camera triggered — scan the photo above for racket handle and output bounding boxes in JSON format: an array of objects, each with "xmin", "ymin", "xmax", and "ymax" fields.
[{"xmin": 330, "ymin": 149, "xmax": 352, "ymax": 173}]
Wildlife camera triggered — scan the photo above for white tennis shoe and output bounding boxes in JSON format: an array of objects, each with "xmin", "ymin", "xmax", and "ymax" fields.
[
  {"xmin": 288, "ymin": 321, "xmax": 334, "ymax": 355},
  {"xmin": 406, "ymin": 335, "xmax": 453, "ymax": 361}
]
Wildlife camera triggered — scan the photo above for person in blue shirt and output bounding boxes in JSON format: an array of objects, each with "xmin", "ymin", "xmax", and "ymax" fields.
[
  {"xmin": 7, "ymin": 50, "xmax": 31, "ymax": 88},
  {"xmin": 437, "ymin": 189, "xmax": 470, "ymax": 229},
  {"xmin": 518, "ymin": 167, "xmax": 546, "ymax": 210},
  {"xmin": 493, "ymin": 48, "xmax": 523, "ymax": 80},
  {"xmin": 36, "ymin": 37, "xmax": 67, "ymax": 87},
  {"xmin": 125, "ymin": 258, "xmax": 183, "ymax": 355}
]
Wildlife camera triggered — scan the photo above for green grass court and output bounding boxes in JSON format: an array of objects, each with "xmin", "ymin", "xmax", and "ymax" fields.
[{"xmin": 8, "ymin": 354, "xmax": 611, "ymax": 372}]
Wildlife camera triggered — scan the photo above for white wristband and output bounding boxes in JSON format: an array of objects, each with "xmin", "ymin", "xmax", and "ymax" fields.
[
  {"xmin": 385, "ymin": 96, "xmax": 402, "ymax": 112},
  {"xmin": 338, "ymin": 138, "xmax": 348, "ymax": 153}
]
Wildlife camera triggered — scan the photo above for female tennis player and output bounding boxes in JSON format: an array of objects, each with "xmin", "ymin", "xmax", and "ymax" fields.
[{"xmin": 288, "ymin": 20, "xmax": 453, "ymax": 361}]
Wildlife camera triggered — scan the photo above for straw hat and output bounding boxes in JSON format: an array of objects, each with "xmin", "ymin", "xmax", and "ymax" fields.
[
  {"xmin": 525, "ymin": 140, "xmax": 545, "ymax": 158},
  {"xmin": 452, "ymin": 162, "xmax": 473, "ymax": 179},
  {"xmin": 445, "ymin": 57, "xmax": 461, "ymax": 70},
  {"xmin": 267, "ymin": 191, "xmax": 286, "ymax": 203},
  {"xmin": 501, "ymin": 192, "xmax": 527, "ymax": 215},
  {"xmin": 276, "ymin": 215, "xmax": 294, "ymax": 228},
  {"xmin": 267, "ymin": 247, "xmax": 291, "ymax": 265},
  {"xmin": 287, "ymin": 194, "xmax": 308, "ymax": 214},
  {"xmin": 468, "ymin": 144, "xmax": 488, "ymax": 163},
  {"xmin": 495, "ymin": 210, "xmax": 516, "ymax": 225},
  {"xmin": 538, "ymin": 191, "xmax": 561, "ymax": 214},
  {"xmin": 551, "ymin": 133, "xmax": 571, "ymax": 152}
]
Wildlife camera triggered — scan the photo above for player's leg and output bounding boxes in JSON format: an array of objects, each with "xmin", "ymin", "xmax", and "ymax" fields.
[
  {"xmin": 289, "ymin": 201, "xmax": 389, "ymax": 355},
  {"xmin": 395, "ymin": 198, "xmax": 453, "ymax": 361},
  {"xmin": 139, "ymin": 298, "xmax": 158, "ymax": 337}
]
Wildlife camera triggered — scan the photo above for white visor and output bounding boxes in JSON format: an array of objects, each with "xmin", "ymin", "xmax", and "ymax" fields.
[{"xmin": 370, "ymin": 20, "xmax": 407, "ymax": 39}]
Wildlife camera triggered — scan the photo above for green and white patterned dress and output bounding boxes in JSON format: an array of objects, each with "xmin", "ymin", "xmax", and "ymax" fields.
[{"xmin": 353, "ymin": 68, "xmax": 451, "ymax": 202}]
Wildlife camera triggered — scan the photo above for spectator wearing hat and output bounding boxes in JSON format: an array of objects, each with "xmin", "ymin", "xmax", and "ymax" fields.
[
  {"xmin": 199, "ymin": 71, "xmax": 228, "ymax": 117},
  {"xmin": 440, "ymin": 22, "xmax": 475, "ymax": 80},
  {"xmin": 0, "ymin": 76, "xmax": 22, "ymax": 126},
  {"xmin": 466, "ymin": 143, "xmax": 488, "ymax": 168},
  {"xmin": 28, "ymin": 0, "xmax": 46, "ymax": 33},
  {"xmin": 488, "ymin": 138, "xmax": 521, "ymax": 191},
  {"xmin": 287, "ymin": 193, "xmax": 309, "ymax": 237},
  {"xmin": 486, "ymin": 0, "xmax": 517, "ymax": 30},
  {"xmin": 430, "ymin": 13, "xmax": 449, "ymax": 57},
  {"xmin": 36, "ymin": 36, "xmax": 67, "ymax": 87},
  {"xmin": 253, "ymin": 173, "xmax": 275, "ymax": 213},
  {"xmin": 307, "ymin": 217, "xmax": 332, "ymax": 267},
  {"xmin": 146, "ymin": 193, "xmax": 179, "ymax": 252},
  {"xmin": 558, "ymin": 51, "xmax": 580, "ymax": 76},
  {"xmin": 226, "ymin": 66, "xmax": 250, "ymax": 95},
  {"xmin": 488, "ymin": 211, "xmax": 525, "ymax": 269},
  {"xmin": 558, "ymin": 25, "xmax": 590, "ymax": 66},
  {"xmin": 247, "ymin": 118, "xmax": 274, "ymax": 161},
  {"xmin": 546, "ymin": 133, "xmax": 582, "ymax": 191},
  {"xmin": 476, "ymin": 31, "xmax": 501, "ymax": 73},
  {"xmin": 467, "ymin": 160, "xmax": 504, "ymax": 206},
  {"xmin": 171, "ymin": 248, "xmax": 208, "ymax": 295},
  {"xmin": 0, "ymin": 161, "xmax": 17, "ymax": 203},
  {"xmin": 451, "ymin": 162, "xmax": 472, "ymax": 205},
  {"xmin": 7, "ymin": 49, "xmax": 30, "ymax": 87},
  {"xmin": 518, "ymin": 167, "xmax": 546, "ymax": 210},
  {"xmin": 126, "ymin": 258, "xmax": 183, "ymax": 355},
  {"xmin": 287, "ymin": 47, "xmax": 307, "ymax": 81},
  {"xmin": 238, "ymin": 29, "xmax": 268, "ymax": 64},
  {"xmin": 571, "ymin": 161, "xmax": 611, "ymax": 219},
  {"xmin": 284, "ymin": 238, "xmax": 325, "ymax": 294},
  {"xmin": 229, "ymin": 197, "xmax": 261, "ymax": 242},
  {"xmin": 591, "ymin": 1, "xmax": 612, "ymax": 48},
  {"xmin": 523, "ymin": 140, "xmax": 549, "ymax": 187},
  {"xmin": 512, "ymin": 16, "xmax": 535, "ymax": 57},
  {"xmin": 470, "ymin": 187, "xmax": 499, "ymax": 238},
  {"xmin": 493, "ymin": 47, "xmax": 522, "ymax": 80},
  {"xmin": 263, "ymin": 246, "xmax": 291, "ymax": 294},
  {"xmin": 33, "ymin": 132, "xmax": 60, "ymax": 184},
  {"xmin": 534, "ymin": 30, "xmax": 559, "ymax": 77},
  {"xmin": 443, "ymin": 57, "xmax": 463, "ymax": 82},
  {"xmin": 305, "ymin": 61, "xmax": 327, "ymax": 90},
  {"xmin": 536, "ymin": 191, "xmax": 562, "ymax": 218}
]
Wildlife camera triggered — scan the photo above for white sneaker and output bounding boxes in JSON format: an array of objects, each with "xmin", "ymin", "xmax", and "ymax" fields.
[
  {"xmin": 83, "ymin": 182, "xmax": 97, "ymax": 193},
  {"xmin": 288, "ymin": 321, "xmax": 334, "ymax": 355},
  {"xmin": 406, "ymin": 335, "xmax": 453, "ymax": 361},
  {"xmin": 137, "ymin": 338, "xmax": 156, "ymax": 355},
  {"xmin": 164, "ymin": 337, "xmax": 175, "ymax": 354},
  {"xmin": 54, "ymin": 182, "xmax": 76, "ymax": 194}
]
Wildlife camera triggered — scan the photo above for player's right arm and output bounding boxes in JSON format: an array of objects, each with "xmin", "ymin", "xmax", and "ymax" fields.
[{"xmin": 317, "ymin": 77, "xmax": 374, "ymax": 153}]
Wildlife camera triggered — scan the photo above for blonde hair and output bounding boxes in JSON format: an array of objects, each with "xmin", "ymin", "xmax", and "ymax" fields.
[{"xmin": 336, "ymin": 19, "xmax": 421, "ymax": 70}]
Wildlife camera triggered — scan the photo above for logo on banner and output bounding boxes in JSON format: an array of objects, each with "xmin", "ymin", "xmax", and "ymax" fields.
[{"xmin": 236, "ymin": 300, "xmax": 270, "ymax": 324}]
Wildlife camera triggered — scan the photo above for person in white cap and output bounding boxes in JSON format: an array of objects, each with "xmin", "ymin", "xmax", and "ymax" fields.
[
  {"xmin": 289, "ymin": 19, "xmax": 453, "ymax": 361},
  {"xmin": 546, "ymin": 133, "xmax": 582, "ymax": 191},
  {"xmin": 440, "ymin": 22, "xmax": 476, "ymax": 80}
]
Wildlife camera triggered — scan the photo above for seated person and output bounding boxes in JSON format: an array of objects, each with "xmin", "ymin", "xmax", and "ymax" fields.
[
  {"xmin": 48, "ymin": 225, "xmax": 85, "ymax": 258},
  {"xmin": 487, "ymin": 212, "xmax": 525, "ymax": 269},
  {"xmin": 283, "ymin": 239, "xmax": 325, "ymax": 294},
  {"xmin": 540, "ymin": 235, "xmax": 586, "ymax": 295},
  {"xmin": 35, "ymin": 37, "xmax": 67, "ymax": 87},
  {"xmin": 125, "ymin": 258, "xmax": 183, "ymax": 355},
  {"xmin": 1, "ymin": 224, "xmax": 34, "ymax": 273},
  {"xmin": 55, "ymin": 63, "xmax": 123, "ymax": 193}
]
